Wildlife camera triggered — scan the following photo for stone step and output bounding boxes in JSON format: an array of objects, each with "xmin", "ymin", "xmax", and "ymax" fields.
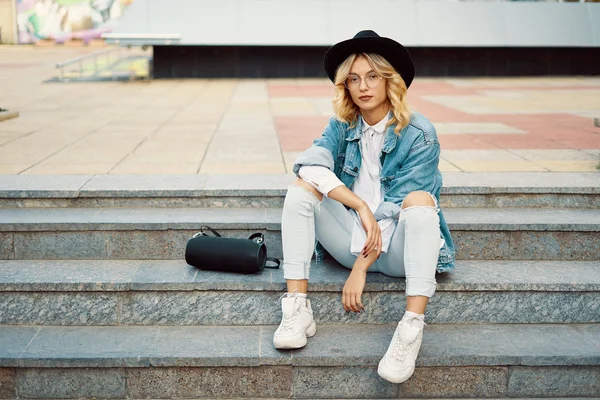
[
  {"xmin": 0, "ymin": 207, "xmax": 598, "ymax": 261},
  {"xmin": 0, "ymin": 323, "xmax": 598, "ymax": 399},
  {"xmin": 0, "ymin": 260, "xmax": 598, "ymax": 326},
  {"xmin": 0, "ymin": 172, "xmax": 598, "ymax": 209}
]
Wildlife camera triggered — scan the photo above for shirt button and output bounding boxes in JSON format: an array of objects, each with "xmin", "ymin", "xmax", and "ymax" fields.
[{"xmin": 353, "ymin": 166, "xmax": 359, "ymax": 172}]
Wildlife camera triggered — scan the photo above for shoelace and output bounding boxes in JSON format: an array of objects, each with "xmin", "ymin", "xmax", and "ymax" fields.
[
  {"xmin": 279, "ymin": 309, "xmax": 301, "ymax": 333},
  {"xmin": 278, "ymin": 290, "xmax": 302, "ymax": 333},
  {"xmin": 389, "ymin": 319, "xmax": 426, "ymax": 362}
]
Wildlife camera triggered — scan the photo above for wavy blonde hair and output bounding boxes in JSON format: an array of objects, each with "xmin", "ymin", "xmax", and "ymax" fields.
[{"xmin": 332, "ymin": 53, "xmax": 411, "ymax": 134}]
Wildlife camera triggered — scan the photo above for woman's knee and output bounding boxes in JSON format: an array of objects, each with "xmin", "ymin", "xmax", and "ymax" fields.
[
  {"xmin": 292, "ymin": 178, "xmax": 324, "ymax": 202},
  {"xmin": 401, "ymin": 191, "xmax": 436, "ymax": 209}
]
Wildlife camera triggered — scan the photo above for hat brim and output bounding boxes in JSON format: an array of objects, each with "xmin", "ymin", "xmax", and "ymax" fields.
[{"xmin": 324, "ymin": 36, "xmax": 415, "ymax": 88}]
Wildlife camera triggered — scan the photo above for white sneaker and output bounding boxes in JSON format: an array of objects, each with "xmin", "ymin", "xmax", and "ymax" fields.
[
  {"xmin": 273, "ymin": 294, "xmax": 317, "ymax": 349},
  {"xmin": 377, "ymin": 316, "xmax": 424, "ymax": 383}
]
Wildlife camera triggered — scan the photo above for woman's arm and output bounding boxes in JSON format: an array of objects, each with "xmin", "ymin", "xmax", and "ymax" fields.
[
  {"xmin": 298, "ymin": 166, "xmax": 344, "ymax": 196},
  {"xmin": 328, "ymin": 185, "xmax": 382, "ymax": 259}
]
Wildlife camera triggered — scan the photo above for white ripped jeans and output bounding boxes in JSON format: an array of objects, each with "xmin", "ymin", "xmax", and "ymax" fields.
[{"xmin": 281, "ymin": 185, "xmax": 441, "ymax": 297}]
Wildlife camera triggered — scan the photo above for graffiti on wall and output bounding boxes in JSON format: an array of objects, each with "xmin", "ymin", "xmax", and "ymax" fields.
[{"xmin": 17, "ymin": 0, "xmax": 134, "ymax": 44}]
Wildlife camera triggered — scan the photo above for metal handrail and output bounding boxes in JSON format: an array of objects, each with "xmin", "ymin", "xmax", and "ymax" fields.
[
  {"xmin": 55, "ymin": 47, "xmax": 117, "ymax": 69},
  {"xmin": 56, "ymin": 47, "xmax": 126, "ymax": 81},
  {"xmin": 101, "ymin": 33, "xmax": 181, "ymax": 46}
]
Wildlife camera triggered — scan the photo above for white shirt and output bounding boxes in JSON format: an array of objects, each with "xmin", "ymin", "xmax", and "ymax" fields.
[{"xmin": 298, "ymin": 113, "xmax": 396, "ymax": 255}]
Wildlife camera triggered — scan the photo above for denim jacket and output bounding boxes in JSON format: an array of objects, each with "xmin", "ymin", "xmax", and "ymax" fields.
[{"xmin": 293, "ymin": 111, "xmax": 455, "ymax": 273}]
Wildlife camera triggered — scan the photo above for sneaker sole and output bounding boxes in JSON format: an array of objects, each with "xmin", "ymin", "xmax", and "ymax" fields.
[
  {"xmin": 377, "ymin": 359, "xmax": 414, "ymax": 384},
  {"xmin": 273, "ymin": 321, "xmax": 317, "ymax": 350}
]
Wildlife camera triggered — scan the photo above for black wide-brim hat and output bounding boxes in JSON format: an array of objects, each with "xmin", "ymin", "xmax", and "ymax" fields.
[{"xmin": 324, "ymin": 30, "xmax": 415, "ymax": 88}]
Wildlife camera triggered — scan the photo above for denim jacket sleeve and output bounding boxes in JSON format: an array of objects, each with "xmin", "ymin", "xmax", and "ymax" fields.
[
  {"xmin": 378, "ymin": 127, "xmax": 441, "ymax": 216},
  {"xmin": 292, "ymin": 117, "xmax": 341, "ymax": 175}
]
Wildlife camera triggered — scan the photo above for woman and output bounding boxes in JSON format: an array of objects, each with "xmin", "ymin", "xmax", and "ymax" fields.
[{"xmin": 272, "ymin": 30, "xmax": 455, "ymax": 384}]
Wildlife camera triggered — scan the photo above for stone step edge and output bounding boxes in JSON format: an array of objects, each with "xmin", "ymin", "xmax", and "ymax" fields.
[
  {"xmin": 1, "ymin": 323, "xmax": 599, "ymax": 369},
  {"xmin": 1, "ymin": 207, "xmax": 599, "ymax": 232},
  {"xmin": 1, "ymin": 260, "xmax": 598, "ymax": 293},
  {"xmin": 1, "ymin": 172, "xmax": 599, "ymax": 198}
]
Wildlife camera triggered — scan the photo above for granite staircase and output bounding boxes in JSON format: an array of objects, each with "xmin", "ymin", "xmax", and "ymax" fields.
[{"xmin": 0, "ymin": 172, "xmax": 599, "ymax": 399}]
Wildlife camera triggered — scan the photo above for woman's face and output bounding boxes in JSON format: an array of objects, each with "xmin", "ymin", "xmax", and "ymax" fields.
[{"xmin": 345, "ymin": 55, "xmax": 388, "ymax": 114}]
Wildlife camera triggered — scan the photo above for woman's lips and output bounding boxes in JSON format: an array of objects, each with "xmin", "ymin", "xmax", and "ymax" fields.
[{"xmin": 359, "ymin": 96, "xmax": 373, "ymax": 101}]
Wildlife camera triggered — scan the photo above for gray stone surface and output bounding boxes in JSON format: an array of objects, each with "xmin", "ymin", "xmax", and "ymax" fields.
[
  {"xmin": 126, "ymin": 366, "xmax": 292, "ymax": 398},
  {"xmin": 0, "ymin": 175, "xmax": 91, "ymax": 198},
  {"xmin": 0, "ymin": 369, "xmax": 15, "ymax": 399},
  {"xmin": 0, "ymin": 234, "xmax": 13, "ymax": 260},
  {"xmin": 1, "ymin": 260, "xmax": 599, "ymax": 325},
  {"xmin": 259, "ymin": 326, "xmax": 293, "ymax": 366},
  {"xmin": 132, "ymin": 261, "xmax": 198, "ymax": 290},
  {"xmin": 120, "ymin": 291, "xmax": 280, "ymax": 325},
  {"xmin": 508, "ymin": 366, "xmax": 600, "ymax": 397},
  {"xmin": 105, "ymin": 230, "xmax": 178, "ymax": 259},
  {"xmin": 441, "ymin": 172, "xmax": 600, "ymax": 192},
  {"xmin": 444, "ymin": 208, "xmax": 600, "ymax": 231},
  {"xmin": 7, "ymin": 228, "xmax": 598, "ymax": 261},
  {"xmin": 1, "ymin": 324, "xmax": 599, "ymax": 369},
  {"xmin": 0, "ymin": 327, "xmax": 39, "ymax": 366},
  {"xmin": 0, "ymin": 173, "xmax": 598, "ymax": 200},
  {"xmin": 505, "ymin": 325, "xmax": 600, "ymax": 366},
  {"xmin": 18, "ymin": 368, "xmax": 126, "ymax": 399},
  {"xmin": 452, "ymin": 231, "xmax": 511, "ymax": 260},
  {"xmin": 509, "ymin": 231, "xmax": 600, "ymax": 261},
  {"xmin": 294, "ymin": 367, "xmax": 398, "ymax": 398},
  {"xmin": 483, "ymin": 193, "xmax": 600, "ymax": 209},
  {"xmin": 400, "ymin": 366, "xmax": 508, "ymax": 398},
  {"xmin": 150, "ymin": 326, "xmax": 262, "ymax": 367},
  {"xmin": 423, "ymin": 291, "xmax": 600, "ymax": 324},
  {"xmin": 204, "ymin": 174, "xmax": 293, "ymax": 195},
  {"xmin": 0, "ymin": 207, "xmax": 280, "ymax": 231},
  {"xmin": 13, "ymin": 231, "xmax": 107, "ymax": 259},
  {"xmin": 595, "ymin": 117, "xmax": 600, "ymax": 128},
  {"xmin": 3, "ymin": 259, "xmax": 599, "ymax": 293},
  {"xmin": 2, "ymin": 192, "xmax": 597, "ymax": 209},
  {"xmin": 2, "ymin": 207, "xmax": 598, "ymax": 232},
  {"xmin": 80, "ymin": 174, "xmax": 209, "ymax": 197},
  {"xmin": 0, "ymin": 260, "xmax": 141, "ymax": 291},
  {"xmin": 18, "ymin": 326, "xmax": 156, "ymax": 368},
  {"xmin": 1, "ymin": 289, "xmax": 596, "ymax": 326},
  {"xmin": 0, "ymin": 293, "xmax": 117, "ymax": 325}
]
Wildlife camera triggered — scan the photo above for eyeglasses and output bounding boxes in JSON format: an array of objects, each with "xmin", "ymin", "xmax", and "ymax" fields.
[{"xmin": 344, "ymin": 73, "xmax": 384, "ymax": 90}]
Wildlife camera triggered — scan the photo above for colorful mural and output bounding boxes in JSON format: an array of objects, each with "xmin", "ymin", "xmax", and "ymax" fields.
[{"xmin": 17, "ymin": 0, "xmax": 134, "ymax": 44}]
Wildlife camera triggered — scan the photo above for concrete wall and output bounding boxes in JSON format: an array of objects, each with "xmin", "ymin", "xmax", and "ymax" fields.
[
  {"xmin": 0, "ymin": 0, "xmax": 16, "ymax": 44},
  {"xmin": 111, "ymin": 0, "xmax": 600, "ymax": 47}
]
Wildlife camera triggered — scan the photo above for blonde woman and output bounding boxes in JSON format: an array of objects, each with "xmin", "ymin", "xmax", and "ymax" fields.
[{"xmin": 273, "ymin": 30, "xmax": 455, "ymax": 384}]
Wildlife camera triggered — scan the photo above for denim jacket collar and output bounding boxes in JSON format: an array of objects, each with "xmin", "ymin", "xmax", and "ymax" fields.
[{"xmin": 345, "ymin": 117, "xmax": 398, "ymax": 154}]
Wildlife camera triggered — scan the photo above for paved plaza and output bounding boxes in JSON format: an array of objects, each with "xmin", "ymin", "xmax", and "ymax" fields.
[{"xmin": 1, "ymin": 46, "xmax": 599, "ymax": 175}]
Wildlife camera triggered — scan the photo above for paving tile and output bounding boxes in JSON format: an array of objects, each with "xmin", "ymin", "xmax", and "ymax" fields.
[
  {"xmin": 199, "ymin": 163, "xmax": 286, "ymax": 174},
  {"xmin": 270, "ymin": 98, "xmax": 318, "ymax": 116},
  {"xmin": 439, "ymin": 134, "xmax": 499, "ymax": 150},
  {"xmin": 22, "ymin": 164, "xmax": 116, "ymax": 175},
  {"xmin": 110, "ymin": 163, "xmax": 201, "ymax": 174},
  {"xmin": 275, "ymin": 116, "xmax": 330, "ymax": 152},
  {"xmin": 438, "ymin": 158, "xmax": 462, "ymax": 172},
  {"xmin": 435, "ymin": 122, "xmax": 525, "ymax": 134}
]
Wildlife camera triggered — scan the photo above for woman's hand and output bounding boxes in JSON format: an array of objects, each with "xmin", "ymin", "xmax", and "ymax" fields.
[
  {"xmin": 342, "ymin": 268, "xmax": 367, "ymax": 313},
  {"xmin": 357, "ymin": 204, "xmax": 382, "ymax": 258}
]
